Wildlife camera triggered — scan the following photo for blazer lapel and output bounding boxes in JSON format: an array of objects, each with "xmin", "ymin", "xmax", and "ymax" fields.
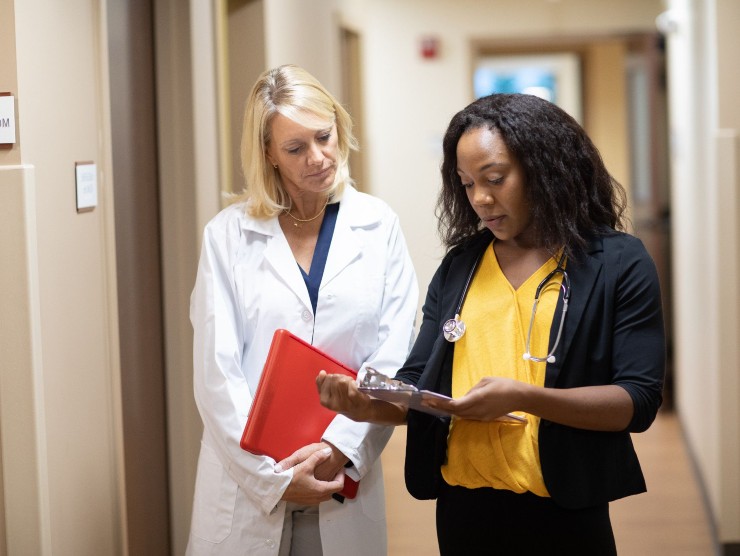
[
  {"xmin": 545, "ymin": 237, "xmax": 603, "ymax": 387},
  {"xmin": 417, "ymin": 233, "xmax": 492, "ymax": 395},
  {"xmin": 440, "ymin": 233, "xmax": 493, "ymax": 324}
]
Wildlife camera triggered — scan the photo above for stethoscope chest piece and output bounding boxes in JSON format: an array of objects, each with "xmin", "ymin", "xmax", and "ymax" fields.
[
  {"xmin": 443, "ymin": 249, "xmax": 483, "ymax": 344},
  {"xmin": 441, "ymin": 246, "xmax": 570, "ymax": 361},
  {"xmin": 443, "ymin": 314, "xmax": 466, "ymax": 342}
]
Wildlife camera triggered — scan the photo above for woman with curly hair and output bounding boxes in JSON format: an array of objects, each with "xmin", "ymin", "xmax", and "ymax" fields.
[{"xmin": 317, "ymin": 93, "xmax": 665, "ymax": 555}]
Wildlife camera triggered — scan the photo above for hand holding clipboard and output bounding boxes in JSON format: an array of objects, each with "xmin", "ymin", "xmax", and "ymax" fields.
[{"xmin": 358, "ymin": 367, "xmax": 527, "ymax": 423}]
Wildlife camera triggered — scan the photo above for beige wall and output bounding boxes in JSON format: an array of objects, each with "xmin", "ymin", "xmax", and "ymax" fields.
[
  {"xmin": 0, "ymin": 7, "xmax": 42, "ymax": 555},
  {"xmin": 0, "ymin": 166, "xmax": 47, "ymax": 556},
  {"xmin": 225, "ymin": 0, "xmax": 266, "ymax": 195},
  {"xmin": 714, "ymin": 2, "xmax": 740, "ymax": 542},
  {"xmin": 263, "ymin": 0, "xmax": 342, "ymax": 93},
  {"xmin": 0, "ymin": 0, "xmax": 125, "ymax": 554},
  {"xmin": 582, "ymin": 40, "xmax": 631, "ymax": 213},
  {"xmin": 664, "ymin": 0, "xmax": 740, "ymax": 547}
]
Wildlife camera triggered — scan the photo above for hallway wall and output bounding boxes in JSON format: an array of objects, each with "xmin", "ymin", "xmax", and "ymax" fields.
[
  {"xmin": 664, "ymin": 0, "xmax": 740, "ymax": 550},
  {"xmin": 0, "ymin": 0, "xmax": 125, "ymax": 554}
]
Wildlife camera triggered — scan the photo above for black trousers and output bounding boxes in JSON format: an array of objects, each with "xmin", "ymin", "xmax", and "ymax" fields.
[{"xmin": 436, "ymin": 482, "xmax": 617, "ymax": 556}]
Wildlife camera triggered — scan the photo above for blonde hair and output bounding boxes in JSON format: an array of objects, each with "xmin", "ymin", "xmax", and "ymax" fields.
[{"xmin": 235, "ymin": 64, "xmax": 358, "ymax": 218}]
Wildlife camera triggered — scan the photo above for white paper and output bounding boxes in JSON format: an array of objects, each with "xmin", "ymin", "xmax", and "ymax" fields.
[
  {"xmin": 0, "ymin": 96, "xmax": 16, "ymax": 144},
  {"xmin": 75, "ymin": 163, "xmax": 98, "ymax": 211}
]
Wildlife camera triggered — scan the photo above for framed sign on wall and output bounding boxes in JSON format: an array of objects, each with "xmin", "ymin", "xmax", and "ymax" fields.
[{"xmin": 473, "ymin": 52, "xmax": 583, "ymax": 123}]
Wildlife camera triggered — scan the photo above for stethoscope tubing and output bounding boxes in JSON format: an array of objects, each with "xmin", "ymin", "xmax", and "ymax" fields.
[
  {"xmin": 442, "ymin": 250, "xmax": 484, "ymax": 343},
  {"xmin": 443, "ymin": 245, "xmax": 570, "ymax": 364}
]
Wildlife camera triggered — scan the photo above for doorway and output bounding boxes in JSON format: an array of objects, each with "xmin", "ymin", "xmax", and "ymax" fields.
[
  {"xmin": 108, "ymin": 0, "xmax": 171, "ymax": 553},
  {"xmin": 340, "ymin": 27, "xmax": 367, "ymax": 191}
]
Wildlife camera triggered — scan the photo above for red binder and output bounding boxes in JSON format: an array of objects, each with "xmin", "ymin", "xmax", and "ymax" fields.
[{"xmin": 240, "ymin": 329, "xmax": 359, "ymax": 499}]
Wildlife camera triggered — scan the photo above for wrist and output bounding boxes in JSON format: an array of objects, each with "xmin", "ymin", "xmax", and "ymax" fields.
[
  {"xmin": 368, "ymin": 399, "xmax": 407, "ymax": 425},
  {"xmin": 514, "ymin": 380, "xmax": 537, "ymax": 414}
]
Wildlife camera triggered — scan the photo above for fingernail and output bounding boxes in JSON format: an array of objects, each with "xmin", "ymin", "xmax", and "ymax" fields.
[
  {"xmin": 322, "ymin": 447, "xmax": 332, "ymax": 455},
  {"xmin": 274, "ymin": 465, "xmax": 283, "ymax": 473}
]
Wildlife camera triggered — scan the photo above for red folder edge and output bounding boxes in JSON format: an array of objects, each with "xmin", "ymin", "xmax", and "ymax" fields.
[{"xmin": 240, "ymin": 329, "xmax": 359, "ymax": 499}]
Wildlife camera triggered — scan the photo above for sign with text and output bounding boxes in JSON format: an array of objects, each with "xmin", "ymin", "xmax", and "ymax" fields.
[
  {"xmin": 0, "ymin": 95, "xmax": 16, "ymax": 144},
  {"xmin": 75, "ymin": 162, "xmax": 98, "ymax": 212}
]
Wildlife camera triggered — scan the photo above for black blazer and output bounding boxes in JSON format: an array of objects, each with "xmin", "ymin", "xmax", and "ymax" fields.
[{"xmin": 396, "ymin": 229, "xmax": 665, "ymax": 509}]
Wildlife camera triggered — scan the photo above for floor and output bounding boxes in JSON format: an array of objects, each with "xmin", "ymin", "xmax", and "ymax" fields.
[{"xmin": 381, "ymin": 411, "xmax": 717, "ymax": 555}]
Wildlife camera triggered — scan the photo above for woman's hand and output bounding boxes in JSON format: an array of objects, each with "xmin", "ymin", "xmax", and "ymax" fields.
[
  {"xmin": 422, "ymin": 376, "xmax": 524, "ymax": 421},
  {"xmin": 316, "ymin": 370, "xmax": 409, "ymax": 425},
  {"xmin": 316, "ymin": 371, "xmax": 374, "ymax": 420},
  {"xmin": 422, "ymin": 376, "xmax": 635, "ymax": 431},
  {"xmin": 275, "ymin": 441, "xmax": 349, "ymax": 482},
  {"xmin": 276, "ymin": 445, "xmax": 345, "ymax": 505}
]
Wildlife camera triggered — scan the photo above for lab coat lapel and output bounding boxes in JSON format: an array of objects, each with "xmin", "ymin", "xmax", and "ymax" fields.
[
  {"xmin": 321, "ymin": 210, "xmax": 361, "ymax": 287},
  {"xmin": 544, "ymin": 237, "xmax": 603, "ymax": 387},
  {"xmin": 320, "ymin": 187, "xmax": 367, "ymax": 288},
  {"xmin": 258, "ymin": 218, "xmax": 313, "ymax": 310}
]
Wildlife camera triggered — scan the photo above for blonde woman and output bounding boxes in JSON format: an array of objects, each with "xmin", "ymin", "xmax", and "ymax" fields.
[{"xmin": 187, "ymin": 65, "xmax": 418, "ymax": 556}]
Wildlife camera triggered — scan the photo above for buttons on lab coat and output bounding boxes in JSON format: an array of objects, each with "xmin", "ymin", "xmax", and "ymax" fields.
[{"xmin": 301, "ymin": 309, "xmax": 312, "ymax": 322}]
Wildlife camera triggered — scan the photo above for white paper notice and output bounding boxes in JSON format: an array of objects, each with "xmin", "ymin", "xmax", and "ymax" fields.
[
  {"xmin": 0, "ymin": 96, "xmax": 16, "ymax": 144},
  {"xmin": 75, "ymin": 163, "xmax": 98, "ymax": 211}
]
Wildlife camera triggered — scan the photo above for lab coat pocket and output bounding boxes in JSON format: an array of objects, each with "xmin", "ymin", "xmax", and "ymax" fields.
[{"xmin": 190, "ymin": 444, "xmax": 238, "ymax": 543}]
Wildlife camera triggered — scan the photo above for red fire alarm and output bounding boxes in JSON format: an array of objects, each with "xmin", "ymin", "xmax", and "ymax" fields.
[{"xmin": 420, "ymin": 36, "xmax": 439, "ymax": 59}]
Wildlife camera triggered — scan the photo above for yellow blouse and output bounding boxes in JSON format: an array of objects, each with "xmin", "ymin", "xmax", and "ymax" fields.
[{"xmin": 441, "ymin": 244, "xmax": 563, "ymax": 496}]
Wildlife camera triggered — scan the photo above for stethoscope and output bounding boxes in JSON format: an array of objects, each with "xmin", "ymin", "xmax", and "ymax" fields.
[{"xmin": 442, "ymin": 248, "xmax": 571, "ymax": 364}]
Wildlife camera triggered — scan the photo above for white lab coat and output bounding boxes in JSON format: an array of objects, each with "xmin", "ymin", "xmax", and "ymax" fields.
[{"xmin": 186, "ymin": 186, "xmax": 419, "ymax": 556}]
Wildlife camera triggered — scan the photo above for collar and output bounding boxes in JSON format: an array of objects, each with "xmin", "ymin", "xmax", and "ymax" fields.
[{"xmin": 237, "ymin": 184, "xmax": 381, "ymax": 235}]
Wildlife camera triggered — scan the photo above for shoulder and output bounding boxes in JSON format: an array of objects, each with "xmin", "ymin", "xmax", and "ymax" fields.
[
  {"xmin": 585, "ymin": 230, "xmax": 652, "ymax": 264},
  {"xmin": 584, "ymin": 230, "xmax": 659, "ymax": 288},
  {"xmin": 205, "ymin": 202, "xmax": 247, "ymax": 231},
  {"xmin": 204, "ymin": 200, "xmax": 279, "ymax": 241},
  {"xmin": 338, "ymin": 185, "xmax": 399, "ymax": 228},
  {"xmin": 601, "ymin": 230, "xmax": 647, "ymax": 251},
  {"xmin": 432, "ymin": 230, "xmax": 493, "ymax": 284},
  {"xmin": 195, "ymin": 205, "xmax": 247, "ymax": 269},
  {"xmin": 601, "ymin": 231, "xmax": 655, "ymax": 269},
  {"xmin": 441, "ymin": 230, "xmax": 493, "ymax": 266}
]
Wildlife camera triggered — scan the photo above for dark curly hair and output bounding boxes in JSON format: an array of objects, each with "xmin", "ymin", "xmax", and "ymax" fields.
[{"xmin": 437, "ymin": 93, "xmax": 627, "ymax": 260}]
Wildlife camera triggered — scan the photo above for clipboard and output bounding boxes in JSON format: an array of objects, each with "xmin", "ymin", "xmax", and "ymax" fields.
[
  {"xmin": 360, "ymin": 387, "xmax": 526, "ymax": 422},
  {"xmin": 358, "ymin": 388, "xmax": 455, "ymax": 418},
  {"xmin": 240, "ymin": 329, "xmax": 359, "ymax": 499},
  {"xmin": 358, "ymin": 367, "xmax": 527, "ymax": 423}
]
